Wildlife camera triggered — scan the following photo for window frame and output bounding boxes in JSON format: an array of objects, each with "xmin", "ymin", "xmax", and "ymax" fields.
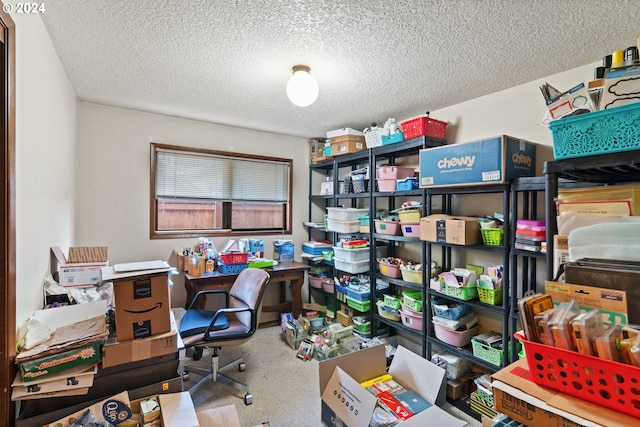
[{"xmin": 150, "ymin": 142, "xmax": 293, "ymax": 239}]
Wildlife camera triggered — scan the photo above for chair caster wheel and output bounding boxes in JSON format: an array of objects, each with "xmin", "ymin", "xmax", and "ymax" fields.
[
  {"xmin": 182, "ymin": 372, "xmax": 190, "ymax": 381},
  {"xmin": 244, "ymin": 393, "xmax": 253, "ymax": 405},
  {"xmin": 239, "ymin": 362, "xmax": 246, "ymax": 372},
  {"xmin": 192, "ymin": 348, "xmax": 203, "ymax": 361}
]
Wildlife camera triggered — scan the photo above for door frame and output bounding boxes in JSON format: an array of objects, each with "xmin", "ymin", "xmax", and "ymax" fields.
[{"xmin": 0, "ymin": 4, "xmax": 16, "ymax": 425}]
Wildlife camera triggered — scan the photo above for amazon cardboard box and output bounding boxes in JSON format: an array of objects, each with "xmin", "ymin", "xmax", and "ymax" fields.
[
  {"xmin": 419, "ymin": 135, "xmax": 536, "ymax": 188},
  {"xmin": 419, "ymin": 214, "xmax": 481, "ymax": 245},
  {"xmin": 491, "ymin": 358, "xmax": 637, "ymax": 427},
  {"xmin": 318, "ymin": 345, "xmax": 465, "ymax": 427},
  {"xmin": 111, "ymin": 272, "xmax": 171, "ymax": 341},
  {"xmin": 102, "ymin": 311, "xmax": 179, "ymax": 368}
]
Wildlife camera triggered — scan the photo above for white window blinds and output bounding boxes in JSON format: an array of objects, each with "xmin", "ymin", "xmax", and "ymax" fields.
[{"xmin": 155, "ymin": 147, "xmax": 289, "ymax": 202}]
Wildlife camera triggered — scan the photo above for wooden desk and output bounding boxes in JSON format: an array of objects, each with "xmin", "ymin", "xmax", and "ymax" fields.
[{"xmin": 183, "ymin": 261, "xmax": 308, "ymax": 319}]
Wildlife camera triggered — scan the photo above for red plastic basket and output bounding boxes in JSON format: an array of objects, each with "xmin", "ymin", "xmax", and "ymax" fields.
[
  {"xmin": 515, "ymin": 331, "xmax": 640, "ymax": 419},
  {"xmin": 400, "ymin": 116, "xmax": 447, "ymax": 140},
  {"xmin": 219, "ymin": 252, "xmax": 248, "ymax": 264}
]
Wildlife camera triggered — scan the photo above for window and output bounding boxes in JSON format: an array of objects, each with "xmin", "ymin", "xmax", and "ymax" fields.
[{"xmin": 150, "ymin": 143, "xmax": 292, "ymax": 239}]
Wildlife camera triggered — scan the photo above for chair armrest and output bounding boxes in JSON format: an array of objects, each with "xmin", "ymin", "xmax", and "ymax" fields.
[
  {"xmin": 205, "ymin": 306, "xmax": 254, "ymax": 336},
  {"xmin": 187, "ymin": 289, "xmax": 230, "ymax": 310}
]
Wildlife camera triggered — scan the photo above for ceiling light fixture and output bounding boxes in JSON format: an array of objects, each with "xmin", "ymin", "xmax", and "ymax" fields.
[{"xmin": 286, "ymin": 65, "xmax": 319, "ymax": 107}]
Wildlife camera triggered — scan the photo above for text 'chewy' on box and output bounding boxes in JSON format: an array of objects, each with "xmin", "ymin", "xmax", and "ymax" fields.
[{"xmin": 418, "ymin": 135, "xmax": 537, "ymax": 188}]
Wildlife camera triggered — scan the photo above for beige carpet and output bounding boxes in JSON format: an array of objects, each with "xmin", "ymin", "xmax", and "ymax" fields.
[{"xmin": 183, "ymin": 325, "xmax": 482, "ymax": 427}]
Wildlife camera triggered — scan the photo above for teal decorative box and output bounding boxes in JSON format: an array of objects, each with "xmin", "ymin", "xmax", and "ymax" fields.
[
  {"xmin": 549, "ymin": 101, "xmax": 640, "ymax": 160},
  {"xmin": 381, "ymin": 132, "xmax": 404, "ymax": 145}
]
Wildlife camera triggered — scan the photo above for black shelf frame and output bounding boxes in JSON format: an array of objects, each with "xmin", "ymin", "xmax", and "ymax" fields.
[
  {"xmin": 424, "ymin": 183, "xmax": 512, "ymax": 368},
  {"xmin": 543, "ymin": 151, "xmax": 640, "ymax": 279}
]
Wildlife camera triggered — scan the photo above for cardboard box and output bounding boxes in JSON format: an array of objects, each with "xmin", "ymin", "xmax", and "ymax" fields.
[
  {"xmin": 19, "ymin": 342, "xmax": 102, "ymax": 383},
  {"xmin": 419, "ymin": 214, "xmax": 481, "ymax": 245},
  {"xmin": 46, "ymin": 391, "xmax": 198, "ymax": 427},
  {"xmin": 318, "ymin": 345, "xmax": 465, "ymax": 427},
  {"xmin": 553, "ymin": 235, "xmax": 568, "ymax": 279},
  {"xmin": 16, "ymin": 363, "xmax": 182, "ymax": 427},
  {"xmin": 544, "ymin": 281, "xmax": 628, "ymax": 325},
  {"xmin": 50, "ymin": 246, "xmax": 108, "ymax": 286},
  {"xmin": 419, "ymin": 135, "xmax": 536, "ymax": 188},
  {"xmin": 331, "ymin": 138, "xmax": 365, "ymax": 156},
  {"xmin": 492, "ymin": 358, "xmax": 636, "ymax": 427},
  {"xmin": 197, "ymin": 405, "xmax": 241, "ymax": 427},
  {"xmin": 102, "ymin": 311, "xmax": 179, "ymax": 368},
  {"xmin": 309, "ymin": 138, "xmax": 327, "ymax": 161},
  {"xmin": 446, "ymin": 378, "xmax": 470, "ymax": 400},
  {"xmin": 326, "ymin": 127, "xmax": 363, "ymax": 139},
  {"xmin": 111, "ymin": 272, "xmax": 171, "ymax": 341}
]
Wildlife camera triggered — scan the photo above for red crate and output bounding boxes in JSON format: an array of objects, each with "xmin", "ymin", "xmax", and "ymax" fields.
[
  {"xmin": 400, "ymin": 116, "xmax": 447, "ymax": 140},
  {"xmin": 515, "ymin": 331, "xmax": 640, "ymax": 419},
  {"xmin": 219, "ymin": 252, "xmax": 248, "ymax": 264}
]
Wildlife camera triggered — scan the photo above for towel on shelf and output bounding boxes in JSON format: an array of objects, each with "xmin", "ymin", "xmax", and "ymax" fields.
[{"xmin": 568, "ymin": 223, "xmax": 640, "ymax": 262}]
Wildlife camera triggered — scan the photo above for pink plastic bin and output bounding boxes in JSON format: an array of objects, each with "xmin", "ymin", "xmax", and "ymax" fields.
[
  {"xmin": 433, "ymin": 323, "xmax": 480, "ymax": 347},
  {"xmin": 377, "ymin": 166, "xmax": 415, "ymax": 180},
  {"xmin": 400, "ymin": 222, "xmax": 420, "ymax": 237},
  {"xmin": 400, "ymin": 306, "xmax": 423, "ymax": 330},
  {"xmin": 378, "ymin": 260, "xmax": 402, "ymax": 278},
  {"xmin": 374, "ymin": 219, "xmax": 402, "ymax": 235},
  {"xmin": 377, "ymin": 179, "xmax": 396, "ymax": 192}
]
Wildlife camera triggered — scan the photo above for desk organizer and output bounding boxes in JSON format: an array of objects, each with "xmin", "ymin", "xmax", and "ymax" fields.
[
  {"xmin": 218, "ymin": 262, "xmax": 248, "ymax": 274},
  {"xmin": 549, "ymin": 101, "xmax": 640, "ymax": 160},
  {"xmin": 515, "ymin": 331, "xmax": 640, "ymax": 419}
]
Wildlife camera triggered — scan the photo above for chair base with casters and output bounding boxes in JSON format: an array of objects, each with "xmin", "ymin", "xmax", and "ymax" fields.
[
  {"xmin": 182, "ymin": 347, "xmax": 253, "ymax": 405},
  {"xmin": 178, "ymin": 268, "xmax": 270, "ymax": 406}
]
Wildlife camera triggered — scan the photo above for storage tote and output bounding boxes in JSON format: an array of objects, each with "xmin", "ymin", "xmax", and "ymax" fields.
[
  {"xmin": 400, "ymin": 222, "xmax": 420, "ymax": 238},
  {"xmin": 549, "ymin": 101, "xmax": 640, "ymax": 160},
  {"xmin": 333, "ymin": 258, "xmax": 369, "ymax": 274},
  {"xmin": 433, "ymin": 323, "xmax": 480, "ymax": 347},
  {"xmin": 374, "ymin": 219, "xmax": 402, "ymax": 235},
  {"xmin": 400, "ymin": 115, "xmax": 447, "ymax": 140},
  {"xmin": 326, "ymin": 207, "xmax": 370, "ymax": 221}
]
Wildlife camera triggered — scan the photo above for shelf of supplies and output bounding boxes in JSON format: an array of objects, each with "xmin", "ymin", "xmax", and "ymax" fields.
[
  {"xmin": 427, "ymin": 289, "xmax": 507, "ymax": 315},
  {"xmin": 373, "ymin": 274, "xmax": 423, "ymax": 291},
  {"xmin": 372, "ymin": 313, "xmax": 424, "ymax": 337},
  {"xmin": 427, "ymin": 336, "xmax": 502, "ymax": 372}
]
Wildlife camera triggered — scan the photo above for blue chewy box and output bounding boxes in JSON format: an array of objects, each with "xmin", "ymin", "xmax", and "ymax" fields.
[{"xmin": 418, "ymin": 135, "xmax": 536, "ymax": 188}]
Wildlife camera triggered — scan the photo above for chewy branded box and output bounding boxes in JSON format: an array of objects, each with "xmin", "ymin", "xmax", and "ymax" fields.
[
  {"xmin": 492, "ymin": 358, "xmax": 636, "ymax": 427},
  {"xmin": 420, "ymin": 214, "xmax": 481, "ymax": 245},
  {"xmin": 102, "ymin": 311, "xmax": 179, "ymax": 368},
  {"xmin": 50, "ymin": 246, "xmax": 108, "ymax": 286},
  {"xmin": 111, "ymin": 272, "xmax": 171, "ymax": 341},
  {"xmin": 419, "ymin": 135, "xmax": 536, "ymax": 188},
  {"xmin": 318, "ymin": 345, "xmax": 465, "ymax": 427}
]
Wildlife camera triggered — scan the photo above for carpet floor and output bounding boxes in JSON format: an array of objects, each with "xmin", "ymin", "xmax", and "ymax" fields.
[{"xmin": 183, "ymin": 325, "xmax": 482, "ymax": 427}]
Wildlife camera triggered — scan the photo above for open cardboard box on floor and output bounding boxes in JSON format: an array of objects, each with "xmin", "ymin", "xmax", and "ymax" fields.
[
  {"xmin": 44, "ymin": 391, "xmax": 199, "ymax": 427},
  {"xmin": 318, "ymin": 344, "xmax": 465, "ymax": 427},
  {"xmin": 491, "ymin": 358, "xmax": 637, "ymax": 427}
]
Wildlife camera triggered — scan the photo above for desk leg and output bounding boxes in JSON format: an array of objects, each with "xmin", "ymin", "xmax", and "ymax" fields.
[
  {"xmin": 184, "ymin": 279, "xmax": 196, "ymax": 309},
  {"xmin": 289, "ymin": 274, "xmax": 304, "ymax": 318}
]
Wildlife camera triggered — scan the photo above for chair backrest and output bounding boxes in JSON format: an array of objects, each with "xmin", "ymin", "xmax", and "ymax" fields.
[{"xmin": 228, "ymin": 268, "xmax": 270, "ymax": 329}]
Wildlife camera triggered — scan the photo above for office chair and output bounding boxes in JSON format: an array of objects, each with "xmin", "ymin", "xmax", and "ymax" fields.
[{"xmin": 179, "ymin": 268, "xmax": 270, "ymax": 405}]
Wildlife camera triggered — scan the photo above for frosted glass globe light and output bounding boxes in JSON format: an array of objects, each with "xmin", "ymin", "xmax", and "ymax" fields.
[{"xmin": 287, "ymin": 65, "xmax": 319, "ymax": 107}]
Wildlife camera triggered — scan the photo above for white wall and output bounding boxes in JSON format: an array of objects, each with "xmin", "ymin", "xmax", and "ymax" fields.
[
  {"xmin": 14, "ymin": 14, "xmax": 77, "ymax": 323},
  {"xmin": 75, "ymin": 103, "xmax": 309, "ymax": 310}
]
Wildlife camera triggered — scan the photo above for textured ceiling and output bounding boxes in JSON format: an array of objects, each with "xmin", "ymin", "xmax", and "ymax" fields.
[{"xmin": 40, "ymin": 0, "xmax": 640, "ymax": 139}]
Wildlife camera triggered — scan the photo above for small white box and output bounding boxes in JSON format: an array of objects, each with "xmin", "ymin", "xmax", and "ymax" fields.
[
  {"xmin": 326, "ymin": 127, "xmax": 364, "ymax": 139},
  {"xmin": 50, "ymin": 247, "xmax": 108, "ymax": 287}
]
